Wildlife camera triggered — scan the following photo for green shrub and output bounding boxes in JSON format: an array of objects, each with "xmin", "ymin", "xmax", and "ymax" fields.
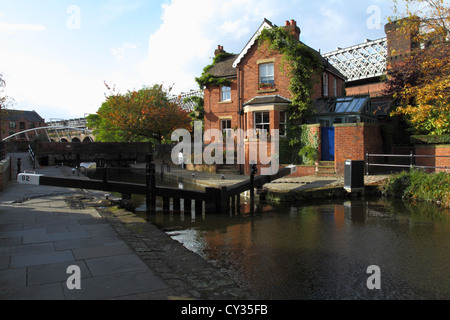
[{"xmin": 380, "ymin": 169, "xmax": 450, "ymax": 208}]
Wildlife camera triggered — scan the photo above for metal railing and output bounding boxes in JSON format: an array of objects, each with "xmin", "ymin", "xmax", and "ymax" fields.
[{"xmin": 366, "ymin": 151, "xmax": 450, "ymax": 175}]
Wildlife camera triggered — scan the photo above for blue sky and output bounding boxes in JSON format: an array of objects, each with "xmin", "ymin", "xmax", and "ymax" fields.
[{"xmin": 0, "ymin": 0, "xmax": 395, "ymax": 121}]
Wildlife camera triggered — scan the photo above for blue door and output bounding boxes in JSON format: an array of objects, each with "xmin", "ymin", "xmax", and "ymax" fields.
[{"xmin": 321, "ymin": 127, "xmax": 335, "ymax": 161}]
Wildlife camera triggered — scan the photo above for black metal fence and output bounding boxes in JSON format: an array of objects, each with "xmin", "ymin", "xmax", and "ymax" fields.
[{"xmin": 366, "ymin": 151, "xmax": 450, "ymax": 175}]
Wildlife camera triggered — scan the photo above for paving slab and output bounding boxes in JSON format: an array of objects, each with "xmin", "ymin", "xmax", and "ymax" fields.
[{"xmin": 0, "ymin": 159, "xmax": 172, "ymax": 300}]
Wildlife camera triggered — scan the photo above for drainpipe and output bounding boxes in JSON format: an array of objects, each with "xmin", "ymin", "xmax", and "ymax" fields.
[{"xmin": 237, "ymin": 66, "xmax": 243, "ymax": 175}]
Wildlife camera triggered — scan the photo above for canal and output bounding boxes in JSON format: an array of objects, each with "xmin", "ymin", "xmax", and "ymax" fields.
[
  {"xmin": 89, "ymin": 169, "xmax": 450, "ymax": 299},
  {"xmin": 140, "ymin": 197, "xmax": 450, "ymax": 300}
]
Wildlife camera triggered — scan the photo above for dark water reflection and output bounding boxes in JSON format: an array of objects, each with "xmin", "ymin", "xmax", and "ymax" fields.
[
  {"xmin": 88, "ymin": 169, "xmax": 450, "ymax": 299},
  {"xmin": 145, "ymin": 197, "xmax": 450, "ymax": 300}
]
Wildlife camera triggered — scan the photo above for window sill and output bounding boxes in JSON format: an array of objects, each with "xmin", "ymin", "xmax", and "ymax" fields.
[
  {"xmin": 219, "ymin": 100, "xmax": 233, "ymax": 104},
  {"xmin": 257, "ymin": 88, "xmax": 277, "ymax": 94}
]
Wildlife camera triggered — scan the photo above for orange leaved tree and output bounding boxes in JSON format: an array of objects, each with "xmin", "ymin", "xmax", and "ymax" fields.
[
  {"xmin": 91, "ymin": 84, "xmax": 192, "ymax": 143},
  {"xmin": 386, "ymin": 0, "xmax": 450, "ymax": 135}
]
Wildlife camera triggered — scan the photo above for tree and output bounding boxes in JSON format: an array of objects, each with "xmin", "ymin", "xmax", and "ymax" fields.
[
  {"xmin": 91, "ymin": 83, "xmax": 192, "ymax": 143},
  {"xmin": 0, "ymin": 73, "xmax": 15, "ymax": 132},
  {"xmin": 386, "ymin": 0, "xmax": 450, "ymax": 135}
]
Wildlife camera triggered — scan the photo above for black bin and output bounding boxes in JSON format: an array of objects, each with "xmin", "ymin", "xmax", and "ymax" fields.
[{"xmin": 344, "ymin": 160, "xmax": 364, "ymax": 193}]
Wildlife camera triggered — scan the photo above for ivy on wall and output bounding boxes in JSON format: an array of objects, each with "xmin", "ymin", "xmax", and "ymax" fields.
[
  {"xmin": 195, "ymin": 52, "xmax": 235, "ymax": 88},
  {"xmin": 258, "ymin": 26, "xmax": 322, "ymax": 165}
]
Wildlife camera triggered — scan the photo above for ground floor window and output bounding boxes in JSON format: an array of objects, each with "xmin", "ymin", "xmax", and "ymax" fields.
[
  {"xmin": 279, "ymin": 111, "xmax": 287, "ymax": 136},
  {"xmin": 221, "ymin": 119, "xmax": 232, "ymax": 137},
  {"xmin": 254, "ymin": 111, "xmax": 270, "ymax": 136}
]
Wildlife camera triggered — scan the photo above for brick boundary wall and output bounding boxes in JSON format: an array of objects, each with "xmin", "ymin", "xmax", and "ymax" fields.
[
  {"xmin": 415, "ymin": 144, "xmax": 450, "ymax": 173},
  {"xmin": 334, "ymin": 123, "xmax": 383, "ymax": 175}
]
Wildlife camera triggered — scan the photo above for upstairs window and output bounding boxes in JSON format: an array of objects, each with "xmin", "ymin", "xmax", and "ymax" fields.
[
  {"xmin": 333, "ymin": 77, "xmax": 337, "ymax": 97},
  {"xmin": 259, "ymin": 63, "xmax": 274, "ymax": 87},
  {"xmin": 221, "ymin": 86, "xmax": 231, "ymax": 102},
  {"xmin": 323, "ymin": 73, "xmax": 329, "ymax": 97},
  {"xmin": 9, "ymin": 122, "xmax": 16, "ymax": 129}
]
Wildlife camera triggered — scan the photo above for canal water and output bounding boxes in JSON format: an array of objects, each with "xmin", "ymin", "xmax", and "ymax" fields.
[
  {"xmin": 141, "ymin": 197, "xmax": 450, "ymax": 300},
  {"xmin": 89, "ymin": 169, "xmax": 450, "ymax": 299}
]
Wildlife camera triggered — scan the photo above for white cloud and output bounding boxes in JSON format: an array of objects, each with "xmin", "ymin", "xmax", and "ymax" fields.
[
  {"xmin": 100, "ymin": 0, "xmax": 144, "ymax": 23},
  {"xmin": 0, "ymin": 21, "xmax": 46, "ymax": 34},
  {"xmin": 138, "ymin": 0, "xmax": 282, "ymax": 94},
  {"xmin": 111, "ymin": 42, "xmax": 139, "ymax": 61},
  {"xmin": 0, "ymin": 50, "xmax": 104, "ymax": 119}
]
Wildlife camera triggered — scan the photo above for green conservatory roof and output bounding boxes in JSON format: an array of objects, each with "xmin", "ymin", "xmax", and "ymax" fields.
[{"xmin": 314, "ymin": 95, "xmax": 374, "ymax": 115}]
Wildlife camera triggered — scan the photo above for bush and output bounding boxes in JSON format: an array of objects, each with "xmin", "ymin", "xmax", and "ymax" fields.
[{"xmin": 380, "ymin": 169, "xmax": 450, "ymax": 208}]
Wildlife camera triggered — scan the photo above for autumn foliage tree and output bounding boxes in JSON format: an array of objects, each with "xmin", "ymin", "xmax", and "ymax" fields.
[
  {"xmin": 386, "ymin": 0, "xmax": 450, "ymax": 135},
  {"xmin": 89, "ymin": 84, "xmax": 192, "ymax": 143}
]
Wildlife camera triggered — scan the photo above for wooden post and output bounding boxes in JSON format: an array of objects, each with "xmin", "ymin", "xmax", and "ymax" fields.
[
  {"xmin": 184, "ymin": 198, "xmax": 192, "ymax": 214},
  {"xmin": 250, "ymin": 163, "xmax": 257, "ymax": 208},
  {"xmin": 220, "ymin": 186, "xmax": 229, "ymax": 214},
  {"xmin": 173, "ymin": 198, "xmax": 181, "ymax": 212},
  {"xmin": 205, "ymin": 187, "xmax": 220, "ymax": 214},
  {"xmin": 146, "ymin": 153, "xmax": 156, "ymax": 213}
]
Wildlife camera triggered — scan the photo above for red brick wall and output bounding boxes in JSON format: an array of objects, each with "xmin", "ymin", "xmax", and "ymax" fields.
[
  {"xmin": 415, "ymin": 144, "xmax": 450, "ymax": 173},
  {"xmin": 334, "ymin": 123, "xmax": 383, "ymax": 175},
  {"xmin": 204, "ymin": 79, "xmax": 239, "ymax": 142}
]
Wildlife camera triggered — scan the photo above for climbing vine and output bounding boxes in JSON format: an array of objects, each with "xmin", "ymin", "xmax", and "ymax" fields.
[
  {"xmin": 258, "ymin": 26, "xmax": 321, "ymax": 122},
  {"xmin": 258, "ymin": 26, "xmax": 322, "ymax": 164},
  {"xmin": 195, "ymin": 52, "xmax": 235, "ymax": 88}
]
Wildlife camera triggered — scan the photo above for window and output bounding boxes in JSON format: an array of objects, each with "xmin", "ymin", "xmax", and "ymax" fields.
[
  {"xmin": 221, "ymin": 86, "xmax": 231, "ymax": 102},
  {"xmin": 20, "ymin": 122, "xmax": 26, "ymax": 130},
  {"xmin": 333, "ymin": 77, "xmax": 337, "ymax": 97},
  {"xmin": 323, "ymin": 73, "xmax": 329, "ymax": 97},
  {"xmin": 9, "ymin": 122, "xmax": 16, "ymax": 129},
  {"xmin": 279, "ymin": 111, "xmax": 287, "ymax": 137},
  {"xmin": 221, "ymin": 119, "xmax": 232, "ymax": 137},
  {"xmin": 259, "ymin": 63, "xmax": 274, "ymax": 86},
  {"xmin": 254, "ymin": 112, "xmax": 270, "ymax": 137}
]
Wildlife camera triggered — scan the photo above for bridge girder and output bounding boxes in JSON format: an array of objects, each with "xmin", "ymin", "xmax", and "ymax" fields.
[{"xmin": 323, "ymin": 37, "xmax": 387, "ymax": 82}]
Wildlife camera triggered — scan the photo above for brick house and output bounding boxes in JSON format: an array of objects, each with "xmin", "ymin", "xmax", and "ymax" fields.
[
  {"xmin": 202, "ymin": 19, "xmax": 383, "ymax": 175},
  {"xmin": 1, "ymin": 109, "xmax": 46, "ymax": 141}
]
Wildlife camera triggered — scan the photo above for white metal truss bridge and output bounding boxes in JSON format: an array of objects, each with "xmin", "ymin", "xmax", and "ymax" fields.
[
  {"xmin": 322, "ymin": 37, "xmax": 387, "ymax": 82},
  {"xmin": 169, "ymin": 89, "xmax": 203, "ymax": 112},
  {"xmin": 2, "ymin": 126, "xmax": 94, "ymax": 143}
]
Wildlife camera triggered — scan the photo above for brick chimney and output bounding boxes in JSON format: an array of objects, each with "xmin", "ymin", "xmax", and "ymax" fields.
[
  {"xmin": 284, "ymin": 19, "xmax": 301, "ymax": 41},
  {"xmin": 385, "ymin": 17, "xmax": 420, "ymax": 60},
  {"xmin": 214, "ymin": 45, "xmax": 226, "ymax": 56}
]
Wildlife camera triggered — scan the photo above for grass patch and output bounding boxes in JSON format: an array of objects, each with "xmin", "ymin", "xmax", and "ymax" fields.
[{"xmin": 380, "ymin": 169, "xmax": 450, "ymax": 208}]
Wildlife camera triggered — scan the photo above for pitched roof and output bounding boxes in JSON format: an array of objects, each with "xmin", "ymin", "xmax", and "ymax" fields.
[
  {"xmin": 232, "ymin": 18, "xmax": 346, "ymax": 80},
  {"xmin": 2, "ymin": 110, "xmax": 45, "ymax": 122},
  {"xmin": 208, "ymin": 54, "xmax": 239, "ymax": 79}
]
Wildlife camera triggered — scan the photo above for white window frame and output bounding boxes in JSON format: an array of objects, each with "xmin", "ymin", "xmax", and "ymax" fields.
[
  {"xmin": 221, "ymin": 85, "xmax": 231, "ymax": 102},
  {"xmin": 254, "ymin": 111, "xmax": 270, "ymax": 137},
  {"xmin": 221, "ymin": 119, "xmax": 232, "ymax": 137},
  {"xmin": 259, "ymin": 63, "xmax": 275, "ymax": 85},
  {"xmin": 333, "ymin": 77, "xmax": 337, "ymax": 97},
  {"xmin": 279, "ymin": 111, "xmax": 287, "ymax": 137},
  {"xmin": 323, "ymin": 73, "xmax": 329, "ymax": 97}
]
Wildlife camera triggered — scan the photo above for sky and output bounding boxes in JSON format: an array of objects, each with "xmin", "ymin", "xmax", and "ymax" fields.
[{"xmin": 0, "ymin": 0, "xmax": 396, "ymax": 121}]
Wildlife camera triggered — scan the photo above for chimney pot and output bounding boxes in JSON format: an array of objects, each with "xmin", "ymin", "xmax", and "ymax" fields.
[
  {"xmin": 285, "ymin": 20, "xmax": 290, "ymax": 26},
  {"xmin": 291, "ymin": 19, "xmax": 296, "ymax": 26}
]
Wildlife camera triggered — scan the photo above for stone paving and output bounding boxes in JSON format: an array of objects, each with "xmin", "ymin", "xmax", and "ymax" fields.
[
  {"xmin": 0, "ymin": 154, "xmax": 253, "ymax": 300},
  {"xmin": 1, "ymin": 154, "xmax": 390, "ymax": 300}
]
